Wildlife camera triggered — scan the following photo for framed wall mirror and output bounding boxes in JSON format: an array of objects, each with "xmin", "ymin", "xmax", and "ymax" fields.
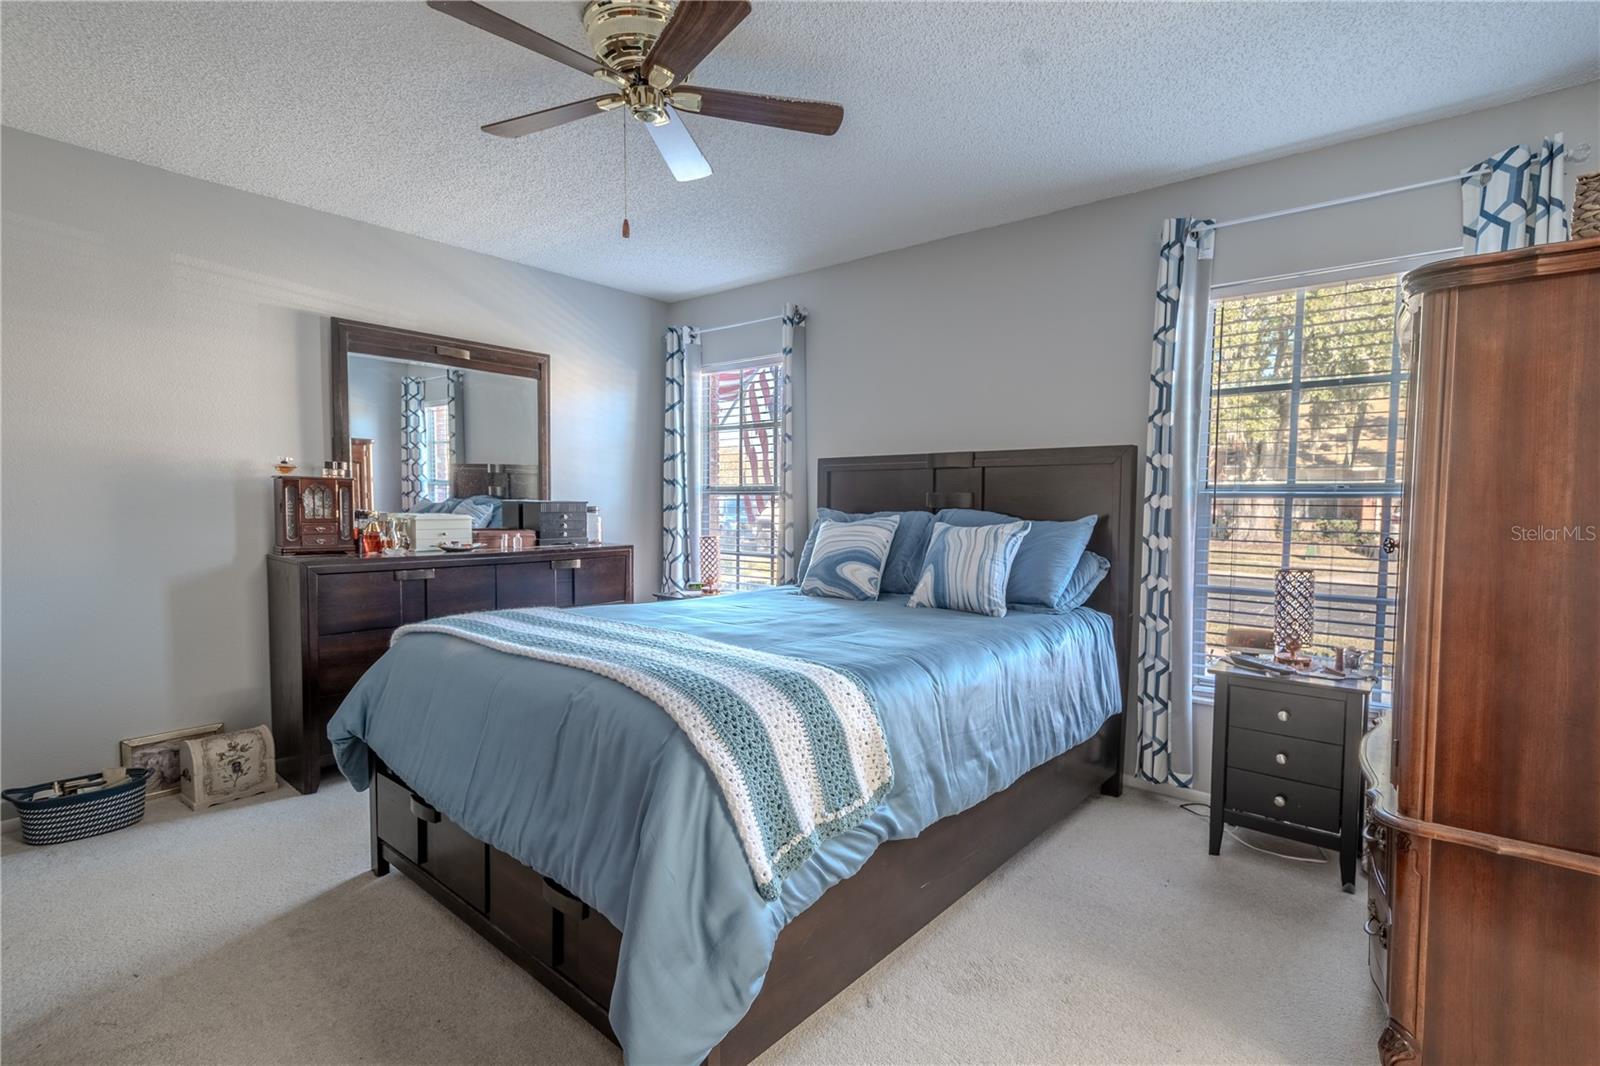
[{"xmin": 330, "ymin": 319, "xmax": 550, "ymax": 520}]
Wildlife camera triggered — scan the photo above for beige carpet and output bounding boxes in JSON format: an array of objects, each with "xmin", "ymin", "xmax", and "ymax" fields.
[{"xmin": 1, "ymin": 781, "xmax": 1383, "ymax": 1065}]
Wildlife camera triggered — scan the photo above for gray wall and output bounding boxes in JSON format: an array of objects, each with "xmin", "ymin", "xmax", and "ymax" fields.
[
  {"xmin": 460, "ymin": 371, "xmax": 541, "ymax": 470},
  {"xmin": 667, "ymin": 82, "xmax": 1600, "ymax": 794},
  {"xmin": 346, "ymin": 354, "xmax": 406, "ymax": 512},
  {"xmin": 1, "ymin": 127, "xmax": 666, "ymax": 791}
]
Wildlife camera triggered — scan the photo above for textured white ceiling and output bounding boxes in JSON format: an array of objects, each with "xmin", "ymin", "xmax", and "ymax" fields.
[{"xmin": 3, "ymin": 2, "xmax": 1596, "ymax": 301}]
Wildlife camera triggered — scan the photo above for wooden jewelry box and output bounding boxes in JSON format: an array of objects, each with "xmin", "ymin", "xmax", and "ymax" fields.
[{"xmin": 273, "ymin": 475, "xmax": 357, "ymax": 555}]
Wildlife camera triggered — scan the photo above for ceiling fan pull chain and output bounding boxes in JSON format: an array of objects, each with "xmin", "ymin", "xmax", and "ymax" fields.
[{"xmin": 621, "ymin": 107, "xmax": 631, "ymax": 239}]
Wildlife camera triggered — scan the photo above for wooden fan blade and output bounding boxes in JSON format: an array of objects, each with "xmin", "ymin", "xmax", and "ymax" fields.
[
  {"xmin": 641, "ymin": 0, "xmax": 750, "ymax": 90},
  {"xmin": 671, "ymin": 86, "xmax": 843, "ymax": 135},
  {"xmin": 645, "ymin": 107, "xmax": 712, "ymax": 182},
  {"xmin": 428, "ymin": 1, "xmax": 607, "ymax": 78},
  {"xmin": 482, "ymin": 96, "xmax": 620, "ymax": 138}
]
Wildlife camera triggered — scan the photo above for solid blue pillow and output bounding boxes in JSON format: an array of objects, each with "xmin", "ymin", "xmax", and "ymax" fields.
[
  {"xmin": 794, "ymin": 508, "xmax": 934, "ymax": 595},
  {"xmin": 1060, "ymin": 550, "xmax": 1111, "ymax": 609},
  {"xmin": 451, "ymin": 495, "xmax": 500, "ymax": 529},
  {"xmin": 935, "ymin": 509, "xmax": 1098, "ymax": 609},
  {"xmin": 1012, "ymin": 551, "xmax": 1111, "ymax": 614},
  {"xmin": 907, "ymin": 520, "xmax": 1031, "ymax": 617},
  {"xmin": 798, "ymin": 515, "xmax": 900, "ymax": 601}
]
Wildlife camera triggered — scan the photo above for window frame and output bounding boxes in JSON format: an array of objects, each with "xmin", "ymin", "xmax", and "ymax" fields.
[
  {"xmin": 1192, "ymin": 250, "xmax": 1454, "ymax": 707},
  {"xmin": 693, "ymin": 354, "xmax": 786, "ymax": 591}
]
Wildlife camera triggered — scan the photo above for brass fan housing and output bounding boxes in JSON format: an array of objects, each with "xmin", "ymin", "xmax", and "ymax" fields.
[
  {"xmin": 581, "ymin": 0, "xmax": 673, "ymax": 75},
  {"xmin": 624, "ymin": 84, "xmax": 670, "ymax": 126}
]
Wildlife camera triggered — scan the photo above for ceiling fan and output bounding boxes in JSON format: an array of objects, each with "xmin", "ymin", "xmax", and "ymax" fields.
[{"xmin": 428, "ymin": 0, "xmax": 843, "ymax": 183}]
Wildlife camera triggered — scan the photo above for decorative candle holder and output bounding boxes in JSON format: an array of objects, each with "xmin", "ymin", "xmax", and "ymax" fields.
[
  {"xmin": 1274, "ymin": 568, "xmax": 1315, "ymax": 666},
  {"xmin": 699, "ymin": 534, "xmax": 721, "ymax": 593}
]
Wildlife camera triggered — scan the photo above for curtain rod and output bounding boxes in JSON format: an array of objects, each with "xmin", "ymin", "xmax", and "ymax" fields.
[
  {"xmin": 1205, "ymin": 141, "xmax": 1590, "ymax": 232},
  {"xmin": 1207, "ymin": 173, "xmax": 1466, "ymax": 231},
  {"xmin": 694, "ymin": 313, "xmax": 791, "ymax": 335}
]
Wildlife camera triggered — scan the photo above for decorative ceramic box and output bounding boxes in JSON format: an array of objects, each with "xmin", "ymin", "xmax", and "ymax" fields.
[
  {"xmin": 178, "ymin": 725, "xmax": 278, "ymax": 811},
  {"xmin": 397, "ymin": 512, "xmax": 474, "ymax": 551}
]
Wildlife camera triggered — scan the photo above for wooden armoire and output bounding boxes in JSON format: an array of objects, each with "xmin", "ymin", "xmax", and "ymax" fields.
[{"xmin": 1363, "ymin": 237, "xmax": 1600, "ymax": 1064}]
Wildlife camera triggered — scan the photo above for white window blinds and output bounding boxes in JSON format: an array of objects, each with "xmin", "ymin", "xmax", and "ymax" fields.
[
  {"xmin": 1194, "ymin": 271, "xmax": 1410, "ymax": 703},
  {"xmin": 698, "ymin": 361, "xmax": 784, "ymax": 590}
]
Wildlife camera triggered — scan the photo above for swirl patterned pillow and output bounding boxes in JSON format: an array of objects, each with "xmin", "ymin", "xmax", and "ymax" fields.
[
  {"xmin": 799, "ymin": 515, "xmax": 901, "ymax": 601},
  {"xmin": 907, "ymin": 519, "xmax": 1032, "ymax": 617}
]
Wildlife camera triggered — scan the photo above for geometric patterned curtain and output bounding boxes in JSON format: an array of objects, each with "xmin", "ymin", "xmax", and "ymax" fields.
[
  {"xmin": 660, "ymin": 326, "xmax": 698, "ymax": 597},
  {"xmin": 399, "ymin": 375, "xmax": 425, "ymax": 511},
  {"xmin": 1136, "ymin": 216, "xmax": 1214, "ymax": 788},
  {"xmin": 1462, "ymin": 131, "xmax": 1569, "ymax": 254},
  {"xmin": 777, "ymin": 305, "xmax": 807, "ymax": 583}
]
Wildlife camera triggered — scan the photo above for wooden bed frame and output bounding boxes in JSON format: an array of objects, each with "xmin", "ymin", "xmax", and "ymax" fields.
[{"xmin": 368, "ymin": 445, "xmax": 1139, "ymax": 1064}]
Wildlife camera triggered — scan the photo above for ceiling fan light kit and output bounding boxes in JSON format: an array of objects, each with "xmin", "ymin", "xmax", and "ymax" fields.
[{"xmin": 428, "ymin": 0, "xmax": 843, "ymax": 187}]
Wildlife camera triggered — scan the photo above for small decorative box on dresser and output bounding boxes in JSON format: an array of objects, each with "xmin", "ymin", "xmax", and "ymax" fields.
[
  {"xmin": 267, "ymin": 544, "xmax": 633, "ymax": 794},
  {"xmin": 1207, "ymin": 662, "xmax": 1370, "ymax": 890}
]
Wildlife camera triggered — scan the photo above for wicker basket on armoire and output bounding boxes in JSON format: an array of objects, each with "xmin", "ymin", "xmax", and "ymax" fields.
[
  {"xmin": 1362, "ymin": 238, "xmax": 1599, "ymax": 1065},
  {"xmin": 1573, "ymin": 172, "xmax": 1600, "ymax": 239}
]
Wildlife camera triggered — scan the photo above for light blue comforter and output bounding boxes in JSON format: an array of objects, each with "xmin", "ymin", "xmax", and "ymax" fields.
[{"xmin": 329, "ymin": 586, "xmax": 1122, "ymax": 1065}]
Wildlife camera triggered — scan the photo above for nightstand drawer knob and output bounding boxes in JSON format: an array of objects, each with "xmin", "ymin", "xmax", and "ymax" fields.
[
  {"xmin": 1273, "ymin": 794, "xmax": 1287, "ymax": 808},
  {"xmin": 1275, "ymin": 752, "xmax": 1289, "ymax": 765},
  {"xmin": 1276, "ymin": 708, "xmax": 1291, "ymax": 722}
]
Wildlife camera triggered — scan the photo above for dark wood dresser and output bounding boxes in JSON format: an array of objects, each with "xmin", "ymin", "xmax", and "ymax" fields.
[
  {"xmin": 1365, "ymin": 239, "xmax": 1599, "ymax": 1065},
  {"xmin": 1207, "ymin": 664, "xmax": 1370, "ymax": 890},
  {"xmin": 267, "ymin": 544, "xmax": 634, "ymax": 793}
]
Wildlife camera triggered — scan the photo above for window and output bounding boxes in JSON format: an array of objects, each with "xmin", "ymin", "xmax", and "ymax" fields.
[
  {"xmin": 1195, "ymin": 270, "xmax": 1411, "ymax": 704},
  {"xmin": 698, "ymin": 361, "xmax": 783, "ymax": 590},
  {"xmin": 419, "ymin": 403, "xmax": 452, "ymax": 503}
]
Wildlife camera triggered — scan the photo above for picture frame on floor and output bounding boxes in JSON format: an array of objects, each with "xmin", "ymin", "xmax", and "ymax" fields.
[{"xmin": 119, "ymin": 723, "xmax": 224, "ymax": 798}]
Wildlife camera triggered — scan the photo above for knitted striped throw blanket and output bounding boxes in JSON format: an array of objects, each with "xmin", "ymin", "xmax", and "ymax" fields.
[{"xmin": 392, "ymin": 608, "xmax": 894, "ymax": 900}]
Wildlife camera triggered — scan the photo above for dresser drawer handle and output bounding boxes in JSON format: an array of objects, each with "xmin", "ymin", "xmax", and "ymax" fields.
[
  {"xmin": 1363, "ymin": 915, "xmax": 1390, "ymax": 949},
  {"xmin": 394, "ymin": 569, "xmax": 436, "ymax": 581},
  {"xmin": 1274, "ymin": 752, "xmax": 1289, "ymax": 765},
  {"xmin": 552, "ymin": 558, "xmax": 583, "ymax": 570},
  {"xmin": 1363, "ymin": 823, "xmax": 1389, "ymax": 850},
  {"xmin": 1273, "ymin": 794, "xmax": 1287, "ymax": 808},
  {"xmin": 1276, "ymin": 708, "xmax": 1291, "ymax": 722},
  {"xmin": 408, "ymin": 797, "xmax": 441, "ymax": 823}
]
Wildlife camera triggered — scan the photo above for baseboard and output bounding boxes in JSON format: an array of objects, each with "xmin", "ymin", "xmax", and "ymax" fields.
[
  {"xmin": 1123, "ymin": 774, "xmax": 1211, "ymax": 807},
  {"xmin": 2, "ymin": 815, "xmax": 18, "ymax": 833}
]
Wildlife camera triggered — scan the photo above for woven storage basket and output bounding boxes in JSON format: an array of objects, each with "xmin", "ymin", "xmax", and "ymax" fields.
[
  {"xmin": 1573, "ymin": 173, "xmax": 1600, "ymax": 240},
  {"xmin": 2, "ymin": 768, "xmax": 150, "ymax": 845}
]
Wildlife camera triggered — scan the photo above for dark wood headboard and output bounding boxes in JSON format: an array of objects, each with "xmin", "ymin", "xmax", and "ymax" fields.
[{"xmin": 815, "ymin": 445, "xmax": 1139, "ymax": 708}]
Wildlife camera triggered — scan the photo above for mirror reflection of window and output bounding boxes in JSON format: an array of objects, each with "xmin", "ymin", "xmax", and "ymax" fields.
[
  {"xmin": 421, "ymin": 402, "xmax": 453, "ymax": 504},
  {"xmin": 345, "ymin": 351, "xmax": 540, "ymax": 517}
]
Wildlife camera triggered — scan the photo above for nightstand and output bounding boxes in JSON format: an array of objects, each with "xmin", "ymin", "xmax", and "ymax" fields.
[{"xmin": 1207, "ymin": 662, "xmax": 1372, "ymax": 891}]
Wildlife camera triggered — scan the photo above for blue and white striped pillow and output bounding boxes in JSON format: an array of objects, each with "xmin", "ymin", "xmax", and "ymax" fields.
[
  {"xmin": 907, "ymin": 520, "xmax": 1032, "ymax": 617},
  {"xmin": 799, "ymin": 516, "xmax": 900, "ymax": 601}
]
